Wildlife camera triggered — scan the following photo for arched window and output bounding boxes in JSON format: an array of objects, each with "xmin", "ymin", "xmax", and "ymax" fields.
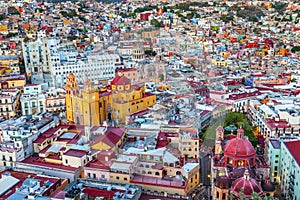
[
  {"xmin": 176, "ymin": 171, "xmax": 182, "ymax": 176},
  {"xmin": 148, "ymin": 171, "xmax": 152, "ymax": 175},
  {"xmin": 155, "ymin": 172, "xmax": 160, "ymax": 176}
]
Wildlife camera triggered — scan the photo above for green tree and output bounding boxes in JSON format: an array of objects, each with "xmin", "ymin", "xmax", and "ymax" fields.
[
  {"xmin": 23, "ymin": 37, "xmax": 30, "ymax": 43},
  {"xmin": 34, "ymin": 8, "xmax": 43, "ymax": 13},
  {"xmin": 0, "ymin": 14, "xmax": 6, "ymax": 21},
  {"xmin": 144, "ymin": 50, "xmax": 157, "ymax": 56},
  {"xmin": 8, "ymin": 6, "xmax": 20, "ymax": 15},
  {"xmin": 6, "ymin": 32, "xmax": 18, "ymax": 38},
  {"xmin": 249, "ymin": 16, "xmax": 258, "ymax": 22},
  {"xmin": 224, "ymin": 112, "xmax": 258, "ymax": 147},
  {"xmin": 128, "ymin": 12, "xmax": 136, "ymax": 18},
  {"xmin": 290, "ymin": 78, "xmax": 297, "ymax": 82},
  {"xmin": 252, "ymin": 192, "xmax": 261, "ymax": 200},
  {"xmin": 150, "ymin": 19, "xmax": 162, "ymax": 28},
  {"xmin": 291, "ymin": 46, "xmax": 300, "ymax": 53},
  {"xmin": 158, "ymin": 74, "xmax": 164, "ymax": 82}
]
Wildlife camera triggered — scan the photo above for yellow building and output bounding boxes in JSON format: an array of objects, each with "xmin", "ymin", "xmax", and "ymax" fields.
[
  {"xmin": 212, "ymin": 59, "xmax": 228, "ymax": 67},
  {"xmin": 0, "ymin": 74, "xmax": 26, "ymax": 89},
  {"xmin": 66, "ymin": 73, "xmax": 156, "ymax": 125}
]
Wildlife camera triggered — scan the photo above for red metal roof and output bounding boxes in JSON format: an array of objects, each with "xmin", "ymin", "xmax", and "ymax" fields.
[
  {"xmin": 284, "ymin": 140, "xmax": 300, "ymax": 167},
  {"xmin": 91, "ymin": 127, "xmax": 125, "ymax": 148},
  {"xmin": 0, "ymin": 170, "xmax": 60, "ymax": 199},
  {"xmin": 82, "ymin": 187, "xmax": 124, "ymax": 198},
  {"xmin": 21, "ymin": 156, "xmax": 79, "ymax": 172},
  {"xmin": 115, "ymin": 68, "xmax": 137, "ymax": 73},
  {"xmin": 227, "ymin": 91, "xmax": 260, "ymax": 100},
  {"xmin": 64, "ymin": 149, "xmax": 87, "ymax": 158},
  {"xmin": 265, "ymin": 118, "xmax": 290, "ymax": 129}
]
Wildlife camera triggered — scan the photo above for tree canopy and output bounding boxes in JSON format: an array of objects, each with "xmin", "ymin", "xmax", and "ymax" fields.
[
  {"xmin": 224, "ymin": 112, "xmax": 258, "ymax": 147},
  {"xmin": 291, "ymin": 46, "xmax": 300, "ymax": 53},
  {"xmin": 150, "ymin": 19, "xmax": 163, "ymax": 28}
]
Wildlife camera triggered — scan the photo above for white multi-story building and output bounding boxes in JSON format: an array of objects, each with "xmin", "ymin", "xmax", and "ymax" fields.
[
  {"xmin": 22, "ymin": 31, "xmax": 121, "ymax": 87},
  {"xmin": 21, "ymin": 84, "xmax": 65, "ymax": 116},
  {"xmin": 53, "ymin": 53, "xmax": 120, "ymax": 86},
  {"xmin": 22, "ymin": 31, "xmax": 50, "ymax": 74}
]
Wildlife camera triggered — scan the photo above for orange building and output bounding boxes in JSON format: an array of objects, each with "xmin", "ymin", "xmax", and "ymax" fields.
[{"xmin": 66, "ymin": 73, "xmax": 156, "ymax": 125}]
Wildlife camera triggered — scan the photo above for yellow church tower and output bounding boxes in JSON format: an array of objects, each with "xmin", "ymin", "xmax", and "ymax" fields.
[
  {"xmin": 65, "ymin": 73, "xmax": 79, "ymax": 124},
  {"xmin": 82, "ymin": 76, "xmax": 100, "ymax": 126},
  {"xmin": 65, "ymin": 72, "xmax": 156, "ymax": 125}
]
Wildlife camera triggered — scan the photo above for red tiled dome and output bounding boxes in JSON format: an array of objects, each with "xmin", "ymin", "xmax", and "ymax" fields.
[
  {"xmin": 111, "ymin": 75, "xmax": 131, "ymax": 86},
  {"xmin": 223, "ymin": 129, "xmax": 256, "ymax": 159},
  {"xmin": 231, "ymin": 170, "xmax": 263, "ymax": 198}
]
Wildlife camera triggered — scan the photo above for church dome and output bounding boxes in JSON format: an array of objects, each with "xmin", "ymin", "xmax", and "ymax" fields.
[
  {"xmin": 223, "ymin": 128, "xmax": 256, "ymax": 160},
  {"xmin": 231, "ymin": 170, "xmax": 263, "ymax": 198},
  {"xmin": 215, "ymin": 175, "xmax": 231, "ymax": 189},
  {"xmin": 261, "ymin": 179, "xmax": 275, "ymax": 192},
  {"xmin": 111, "ymin": 74, "xmax": 131, "ymax": 86}
]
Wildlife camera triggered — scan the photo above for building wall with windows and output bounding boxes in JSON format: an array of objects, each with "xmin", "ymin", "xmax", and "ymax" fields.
[
  {"xmin": 53, "ymin": 53, "xmax": 120, "ymax": 87},
  {"xmin": 21, "ymin": 85, "xmax": 65, "ymax": 115},
  {"xmin": 0, "ymin": 89, "xmax": 20, "ymax": 119},
  {"xmin": 0, "ymin": 145, "xmax": 23, "ymax": 167},
  {"xmin": 22, "ymin": 31, "xmax": 120, "ymax": 87},
  {"xmin": 267, "ymin": 139, "xmax": 281, "ymax": 183},
  {"xmin": 84, "ymin": 167, "xmax": 110, "ymax": 181},
  {"xmin": 279, "ymin": 140, "xmax": 300, "ymax": 200}
]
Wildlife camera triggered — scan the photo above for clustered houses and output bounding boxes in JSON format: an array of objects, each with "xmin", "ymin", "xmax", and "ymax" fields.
[
  {"xmin": 20, "ymin": 84, "xmax": 65, "ymax": 116},
  {"xmin": 248, "ymin": 93, "xmax": 300, "ymax": 139},
  {"xmin": 0, "ymin": 113, "xmax": 55, "ymax": 167},
  {"xmin": 0, "ymin": 0, "xmax": 300, "ymax": 199},
  {"xmin": 5, "ymin": 123, "xmax": 199, "ymax": 199},
  {"xmin": 0, "ymin": 170, "xmax": 68, "ymax": 199}
]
